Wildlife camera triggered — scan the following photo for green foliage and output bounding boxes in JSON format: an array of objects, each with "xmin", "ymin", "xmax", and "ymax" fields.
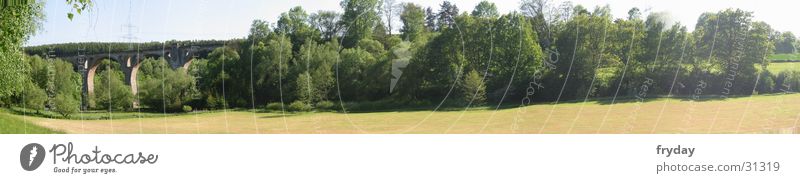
[
  {"xmin": 471, "ymin": 1, "xmax": 498, "ymax": 18},
  {"xmin": 21, "ymin": 81, "xmax": 46, "ymax": 113},
  {"xmin": 295, "ymin": 72, "xmax": 314, "ymax": 103},
  {"xmin": 201, "ymin": 46, "xmax": 240, "ymax": 108},
  {"xmin": 310, "ymin": 11, "xmax": 342, "ymax": 41},
  {"xmin": 436, "ymin": 1, "xmax": 459, "ymax": 30},
  {"xmin": 755, "ymin": 70, "xmax": 774, "ymax": 94},
  {"xmin": 315, "ymin": 100, "xmax": 335, "ymax": 111},
  {"xmin": 137, "ymin": 58, "xmax": 195, "ymax": 112},
  {"xmin": 181, "ymin": 105, "xmax": 192, "ymax": 113},
  {"xmin": 276, "ymin": 6, "xmax": 321, "ymax": 53},
  {"xmin": 461, "ymin": 70, "xmax": 487, "ymax": 105},
  {"xmin": 10, "ymin": 1, "xmax": 800, "ymax": 117},
  {"xmin": 774, "ymin": 70, "xmax": 800, "ymax": 93},
  {"xmin": 400, "ymin": 3, "xmax": 426, "ymax": 42},
  {"xmin": 53, "ymin": 93, "xmax": 79, "ymax": 117},
  {"xmin": 287, "ymin": 100, "xmax": 313, "ymax": 112},
  {"xmin": 338, "ymin": 48, "xmax": 374, "ymax": 100},
  {"xmin": 265, "ymin": 102, "xmax": 284, "ymax": 111},
  {"xmin": 92, "ymin": 60, "xmax": 133, "ymax": 111},
  {"xmin": 254, "ymin": 35, "xmax": 292, "ymax": 104},
  {"xmin": 774, "ymin": 32, "xmax": 796, "ymax": 54},
  {"xmin": 0, "ymin": 1, "xmax": 43, "ymax": 99},
  {"xmin": 292, "ymin": 40, "xmax": 337, "ymax": 103},
  {"xmin": 66, "ymin": 0, "xmax": 92, "ymax": 20},
  {"xmin": 339, "ymin": 0, "xmax": 380, "ymax": 48}
]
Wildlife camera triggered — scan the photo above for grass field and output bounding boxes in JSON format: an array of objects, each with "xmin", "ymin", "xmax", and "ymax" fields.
[
  {"xmin": 769, "ymin": 53, "xmax": 800, "ymax": 61},
  {"xmin": 0, "ymin": 112, "xmax": 63, "ymax": 134},
  {"xmin": 766, "ymin": 62, "xmax": 800, "ymax": 74},
  {"xmin": 9, "ymin": 93, "xmax": 800, "ymax": 134}
]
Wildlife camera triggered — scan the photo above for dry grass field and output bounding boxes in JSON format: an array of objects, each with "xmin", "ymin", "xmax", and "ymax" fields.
[{"xmin": 16, "ymin": 93, "xmax": 800, "ymax": 134}]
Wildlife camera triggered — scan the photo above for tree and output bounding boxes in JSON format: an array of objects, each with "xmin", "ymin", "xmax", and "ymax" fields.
[
  {"xmin": 92, "ymin": 60, "xmax": 133, "ymax": 111},
  {"xmin": 424, "ymin": 7, "xmax": 437, "ymax": 31},
  {"xmin": 202, "ymin": 46, "xmax": 241, "ymax": 108},
  {"xmin": 372, "ymin": 21, "xmax": 390, "ymax": 47},
  {"xmin": 276, "ymin": 6, "xmax": 320, "ymax": 53},
  {"xmin": 291, "ymin": 40, "xmax": 337, "ymax": 103},
  {"xmin": 471, "ymin": 1, "xmax": 498, "ymax": 18},
  {"xmin": 400, "ymin": 2, "xmax": 426, "ymax": 42},
  {"xmin": 381, "ymin": 0, "xmax": 400, "ymax": 34},
  {"xmin": 338, "ymin": 47, "xmax": 376, "ymax": 100},
  {"xmin": 295, "ymin": 72, "xmax": 313, "ymax": 104},
  {"xmin": 436, "ymin": 1, "xmax": 459, "ymax": 30},
  {"xmin": 310, "ymin": 11, "xmax": 342, "ymax": 41},
  {"xmin": 137, "ymin": 58, "xmax": 195, "ymax": 112},
  {"xmin": 339, "ymin": 0, "xmax": 380, "ymax": 48},
  {"xmin": 775, "ymin": 32, "xmax": 796, "ymax": 54},
  {"xmin": 52, "ymin": 59, "xmax": 82, "ymax": 116},
  {"xmin": 461, "ymin": 70, "xmax": 486, "ymax": 105},
  {"xmin": 248, "ymin": 20, "xmax": 271, "ymax": 41},
  {"xmin": 53, "ymin": 93, "xmax": 79, "ymax": 117},
  {"xmin": 22, "ymin": 80, "xmax": 46, "ymax": 113},
  {"xmin": 486, "ymin": 13, "xmax": 545, "ymax": 101},
  {"xmin": 253, "ymin": 34, "xmax": 292, "ymax": 104},
  {"xmin": 0, "ymin": 1, "xmax": 43, "ymax": 99}
]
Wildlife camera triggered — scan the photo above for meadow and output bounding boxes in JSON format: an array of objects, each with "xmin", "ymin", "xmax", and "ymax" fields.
[
  {"xmin": 0, "ymin": 111, "xmax": 63, "ymax": 134},
  {"xmin": 766, "ymin": 62, "xmax": 800, "ymax": 74},
  {"xmin": 12, "ymin": 93, "xmax": 800, "ymax": 134},
  {"xmin": 769, "ymin": 53, "xmax": 800, "ymax": 61}
]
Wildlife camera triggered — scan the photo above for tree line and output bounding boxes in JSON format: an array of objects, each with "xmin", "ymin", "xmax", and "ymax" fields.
[{"xmin": 6, "ymin": 0, "xmax": 800, "ymax": 117}]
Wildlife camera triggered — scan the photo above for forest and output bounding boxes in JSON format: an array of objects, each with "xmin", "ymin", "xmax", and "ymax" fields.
[{"xmin": 5, "ymin": 0, "xmax": 800, "ymax": 117}]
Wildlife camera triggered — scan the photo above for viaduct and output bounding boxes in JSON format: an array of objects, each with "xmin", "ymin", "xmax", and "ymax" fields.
[{"xmin": 50, "ymin": 43, "xmax": 221, "ymax": 109}]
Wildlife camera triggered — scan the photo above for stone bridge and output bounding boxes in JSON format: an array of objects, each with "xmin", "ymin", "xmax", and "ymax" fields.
[{"xmin": 56, "ymin": 43, "xmax": 220, "ymax": 109}]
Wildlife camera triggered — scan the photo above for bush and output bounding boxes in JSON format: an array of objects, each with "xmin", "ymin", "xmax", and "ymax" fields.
[
  {"xmin": 181, "ymin": 105, "xmax": 193, "ymax": 113},
  {"xmin": 265, "ymin": 102, "xmax": 284, "ymax": 111},
  {"xmin": 22, "ymin": 81, "xmax": 46, "ymax": 113},
  {"xmin": 315, "ymin": 100, "xmax": 335, "ymax": 111},
  {"xmin": 287, "ymin": 101, "xmax": 312, "ymax": 112},
  {"xmin": 52, "ymin": 94, "xmax": 79, "ymax": 117},
  {"xmin": 205, "ymin": 95, "xmax": 218, "ymax": 110},
  {"xmin": 460, "ymin": 70, "xmax": 487, "ymax": 105}
]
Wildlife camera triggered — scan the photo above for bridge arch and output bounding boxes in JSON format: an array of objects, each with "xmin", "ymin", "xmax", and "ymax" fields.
[
  {"xmin": 129, "ymin": 54, "xmax": 163, "ymax": 96},
  {"xmin": 85, "ymin": 56, "xmax": 119, "ymax": 97}
]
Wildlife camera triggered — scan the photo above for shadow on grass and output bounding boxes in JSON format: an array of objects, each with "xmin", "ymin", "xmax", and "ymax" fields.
[
  {"xmin": 3, "ymin": 107, "xmax": 221, "ymax": 120},
  {"xmin": 325, "ymin": 93, "xmax": 791, "ymax": 114}
]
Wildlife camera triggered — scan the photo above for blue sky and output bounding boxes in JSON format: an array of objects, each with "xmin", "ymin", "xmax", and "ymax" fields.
[{"xmin": 26, "ymin": 0, "xmax": 798, "ymax": 46}]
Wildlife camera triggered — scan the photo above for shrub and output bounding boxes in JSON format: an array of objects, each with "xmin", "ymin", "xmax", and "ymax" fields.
[
  {"xmin": 205, "ymin": 95, "xmax": 218, "ymax": 110},
  {"xmin": 22, "ymin": 81, "xmax": 46, "ymax": 113},
  {"xmin": 315, "ymin": 100, "xmax": 335, "ymax": 111},
  {"xmin": 52, "ymin": 94, "xmax": 79, "ymax": 117},
  {"xmin": 181, "ymin": 105, "xmax": 193, "ymax": 113},
  {"xmin": 460, "ymin": 70, "xmax": 487, "ymax": 105},
  {"xmin": 287, "ymin": 101, "xmax": 312, "ymax": 112},
  {"xmin": 265, "ymin": 102, "xmax": 284, "ymax": 111}
]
